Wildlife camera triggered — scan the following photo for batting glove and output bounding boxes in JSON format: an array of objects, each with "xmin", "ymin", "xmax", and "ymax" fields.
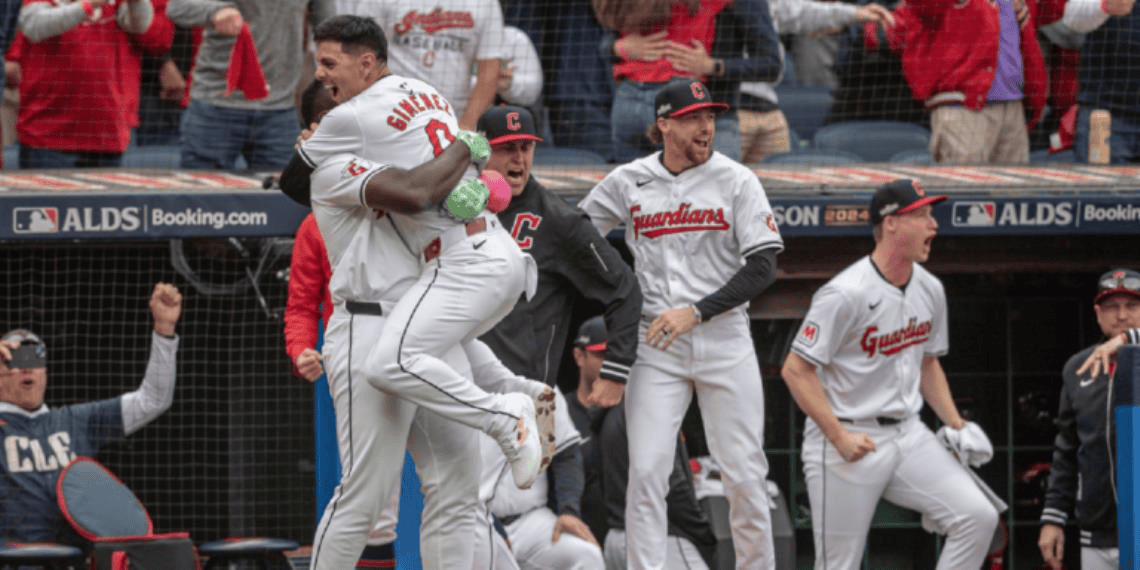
[
  {"xmin": 442, "ymin": 178, "xmax": 489, "ymax": 223},
  {"xmin": 936, "ymin": 421, "xmax": 994, "ymax": 467},
  {"xmin": 455, "ymin": 130, "xmax": 490, "ymax": 172},
  {"xmin": 481, "ymin": 171, "xmax": 512, "ymax": 213}
]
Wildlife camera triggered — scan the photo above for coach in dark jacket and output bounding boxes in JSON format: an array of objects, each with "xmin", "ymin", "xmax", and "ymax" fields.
[{"xmin": 477, "ymin": 105, "xmax": 642, "ymax": 406}]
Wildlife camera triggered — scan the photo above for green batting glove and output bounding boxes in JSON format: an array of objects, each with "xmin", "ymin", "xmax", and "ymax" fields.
[
  {"xmin": 455, "ymin": 130, "xmax": 490, "ymax": 172},
  {"xmin": 442, "ymin": 178, "xmax": 490, "ymax": 222}
]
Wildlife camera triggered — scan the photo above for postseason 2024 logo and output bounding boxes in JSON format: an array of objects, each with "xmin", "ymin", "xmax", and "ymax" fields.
[{"xmin": 12, "ymin": 207, "xmax": 59, "ymax": 234}]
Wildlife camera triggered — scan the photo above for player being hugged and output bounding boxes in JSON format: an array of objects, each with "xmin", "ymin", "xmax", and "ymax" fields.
[
  {"xmin": 781, "ymin": 179, "xmax": 1001, "ymax": 570},
  {"xmin": 277, "ymin": 15, "xmax": 554, "ymax": 570},
  {"xmin": 579, "ymin": 80, "xmax": 784, "ymax": 570}
]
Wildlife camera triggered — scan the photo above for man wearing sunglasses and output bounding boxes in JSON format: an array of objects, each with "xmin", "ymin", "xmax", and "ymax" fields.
[{"xmin": 1039, "ymin": 268, "xmax": 1140, "ymax": 570}]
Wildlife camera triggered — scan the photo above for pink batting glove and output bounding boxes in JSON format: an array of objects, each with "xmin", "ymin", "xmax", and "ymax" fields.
[{"xmin": 481, "ymin": 171, "xmax": 512, "ymax": 213}]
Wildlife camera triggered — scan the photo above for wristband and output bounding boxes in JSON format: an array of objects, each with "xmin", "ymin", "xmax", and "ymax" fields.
[
  {"xmin": 689, "ymin": 304, "xmax": 702, "ymax": 325},
  {"xmin": 616, "ymin": 38, "xmax": 630, "ymax": 60},
  {"xmin": 81, "ymin": 0, "xmax": 96, "ymax": 17},
  {"xmin": 454, "ymin": 130, "xmax": 490, "ymax": 172},
  {"xmin": 442, "ymin": 178, "xmax": 489, "ymax": 223}
]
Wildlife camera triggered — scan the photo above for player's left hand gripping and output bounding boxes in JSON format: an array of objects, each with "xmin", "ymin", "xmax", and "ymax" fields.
[
  {"xmin": 443, "ymin": 178, "xmax": 490, "ymax": 223},
  {"xmin": 455, "ymin": 130, "xmax": 490, "ymax": 172}
]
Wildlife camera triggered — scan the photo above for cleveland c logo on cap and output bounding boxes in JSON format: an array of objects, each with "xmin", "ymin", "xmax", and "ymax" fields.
[
  {"xmin": 506, "ymin": 112, "xmax": 520, "ymax": 131},
  {"xmin": 912, "ymin": 180, "xmax": 926, "ymax": 196},
  {"xmin": 691, "ymin": 82, "xmax": 707, "ymax": 100}
]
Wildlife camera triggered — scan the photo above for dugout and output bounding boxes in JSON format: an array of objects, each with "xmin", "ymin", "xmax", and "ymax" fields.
[{"xmin": 1, "ymin": 164, "xmax": 1138, "ymax": 569}]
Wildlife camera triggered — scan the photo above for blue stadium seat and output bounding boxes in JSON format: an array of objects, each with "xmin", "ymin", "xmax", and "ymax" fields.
[
  {"xmin": 758, "ymin": 149, "xmax": 862, "ymax": 165},
  {"xmin": 121, "ymin": 144, "xmax": 181, "ymax": 168},
  {"xmin": 890, "ymin": 148, "xmax": 934, "ymax": 164},
  {"xmin": 813, "ymin": 120, "xmax": 931, "ymax": 162},
  {"xmin": 533, "ymin": 145, "xmax": 608, "ymax": 166},
  {"xmin": 774, "ymin": 84, "xmax": 834, "ymax": 141},
  {"xmin": 1030, "ymin": 148, "xmax": 1077, "ymax": 163}
]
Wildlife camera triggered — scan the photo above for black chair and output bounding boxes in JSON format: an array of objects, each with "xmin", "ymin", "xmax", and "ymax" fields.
[
  {"xmin": 198, "ymin": 537, "xmax": 299, "ymax": 570},
  {"xmin": 0, "ymin": 542, "xmax": 85, "ymax": 569}
]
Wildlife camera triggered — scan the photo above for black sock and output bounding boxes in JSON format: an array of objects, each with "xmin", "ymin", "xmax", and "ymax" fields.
[{"xmin": 356, "ymin": 542, "xmax": 396, "ymax": 569}]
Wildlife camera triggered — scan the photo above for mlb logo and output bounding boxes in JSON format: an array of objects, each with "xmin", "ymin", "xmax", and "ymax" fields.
[
  {"xmin": 952, "ymin": 201, "xmax": 996, "ymax": 227},
  {"xmin": 13, "ymin": 207, "xmax": 59, "ymax": 234}
]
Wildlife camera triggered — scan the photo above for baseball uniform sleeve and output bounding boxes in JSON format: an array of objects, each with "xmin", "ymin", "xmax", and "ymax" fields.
[
  {"xmin": 791, "ymin": 284, "xmax": 855, "ymax": 367},
  {"xmin": 732, "ymin": 171, "xmax": 784, "ymax": 257},
  {"xmin": 925, "ymin": 277, "xmax": 950, "ymax": 357},
  {"xmin": 310, "ymin": 154, "xmax": 393, "ymax": 209},
  {"xmin": 284, "ymin": 214, "xmax": 330, "ymax": 375},
  {"xmin": 579, "ymin": 175, "xmax": 629, "ymax": 237},
  {"xmin": 299, "ymin": 105, "xmax": 365, "ymax": 169},
  {"xmin": 120, "ymin": 332, "xmax": 179, "ymax": 435}
]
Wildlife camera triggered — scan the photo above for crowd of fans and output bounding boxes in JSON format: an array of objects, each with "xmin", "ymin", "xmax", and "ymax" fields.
[{"xmin": 0, "ymin": 0, "xmax": 1136, "ymax": 169}]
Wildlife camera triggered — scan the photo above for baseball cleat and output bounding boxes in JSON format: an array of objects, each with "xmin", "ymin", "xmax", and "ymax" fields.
[
  {"xmin": 533, "ymin": 386, "xmax": 557, "ymax": 470},
  {"xmin": 497, "ymin": 393, "xmax": 543, "ymax": 489}
]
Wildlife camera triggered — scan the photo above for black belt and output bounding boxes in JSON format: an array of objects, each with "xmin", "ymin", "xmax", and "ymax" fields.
[
  {"xmin": 345, "ymin": 301, "xmax": 384, "ymax": 316},
  {"xmin": 838, "ymin": 416, "xmax": 901, "ymax": 426},
  {"xmin": 498, "ymin": 513, "xmax": 521, "ymax": 526}
]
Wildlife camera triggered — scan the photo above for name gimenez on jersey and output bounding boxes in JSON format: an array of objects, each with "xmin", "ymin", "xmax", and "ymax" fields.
[
  {"xmin": 387, "ymin": 92, "xmax": 453, "ymax": 131},
  {"xmin": 860, "ymin": 318, "xmax": 933, "ymax": 357},
  {"xmin": 629, "ymin": 203, "xmax": 728, "ymax": 239}
]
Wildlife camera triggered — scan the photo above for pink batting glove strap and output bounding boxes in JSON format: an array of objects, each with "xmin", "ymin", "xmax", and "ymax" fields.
[{"xmin": 481, "ymin": 171, "xmax": 512, "ymax": 213}]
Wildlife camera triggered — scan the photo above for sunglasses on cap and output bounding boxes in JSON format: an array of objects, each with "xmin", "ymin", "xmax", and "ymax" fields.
[{"xmin": 1099, "ymin": 274, "xmax": 1140, "ymax": 292}]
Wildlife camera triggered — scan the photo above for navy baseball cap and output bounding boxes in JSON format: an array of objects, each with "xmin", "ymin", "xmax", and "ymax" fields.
[
  {"xmin": 655, "ymin": 80, "xmax": 729, "ymax": 119},
  {"xmin": 574, "ymin": 316, "xmax": 607, "ymax": 353},
  {"xmin": 477, "ymin": 105, "xmax": 544, "ymax": 146},
  {"xmin": 2, "ymin": 329, "xmax": 46, "ymax": 368},
  {"xmin": 869, "ymin": 179, "xmax": 947, "ymax": 225},
  {"xmin": 1095, "ymin": 268, "xmax": 1140, "ymax": 305}
]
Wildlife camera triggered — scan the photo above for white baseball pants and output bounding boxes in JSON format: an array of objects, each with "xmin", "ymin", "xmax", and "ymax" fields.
[
  {"xmin": 604, "ymin": 529, "xmax": 708, "ymax": 570},
  {"xmin": 504, "ymin": 508, "xmax": 605, "ymax": 570}
]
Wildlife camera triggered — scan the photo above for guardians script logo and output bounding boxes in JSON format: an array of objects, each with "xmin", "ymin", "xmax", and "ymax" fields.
[
  {"xmin": 394, "ymin": 9, "xmax": 474, "ymax": 35},
  {"xmin": 860, "ymin": 318, "xmax": 933, "ymax": 357},
  {"xmin": 629, "ymin": 203, "xmax": 729, "ymax": 239}
]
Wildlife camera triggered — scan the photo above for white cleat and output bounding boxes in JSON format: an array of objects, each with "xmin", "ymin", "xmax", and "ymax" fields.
[
  {"xmin": 497, "ymin": 393, "xmax": 543, "ymax": 489},
  {"xmin": 533, "ymin": 385, "xmax": 557, "ymax": 470}
]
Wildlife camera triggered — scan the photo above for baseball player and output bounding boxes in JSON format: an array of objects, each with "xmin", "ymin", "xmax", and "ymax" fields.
[
  {"xmin": 1039, "ymin": 269, "xmax": 1140, "ymax": 570},
  {"xmin": 0, "ymin": 283, "xmax": 182, "ymax": 545},
  {"xmin": 781, "ymin": 179, "xmax": 999, "ymax": 570},
  {"xmin": 473, "ymin": 388, "xmax": 604, "ymax": 570},
  {"xmin": 579, "ymin": 80, "xmax": 784, "ymax": 570},
  {"xmin": 477, "ymin": 105, "xmax": 642, "ymax": 405},
  {"xmin": 278, "ymin": 16, "xmax": 553, "ymax": 570},
  {"xmin": 334, "ymin": 0, "xmax": 506, "ymax": 130}
]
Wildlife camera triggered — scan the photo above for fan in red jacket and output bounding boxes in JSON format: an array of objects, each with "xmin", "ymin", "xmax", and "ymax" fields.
[{"xmin": 865, "ymin": 0, "xmax": 1048, "ymax": 164}]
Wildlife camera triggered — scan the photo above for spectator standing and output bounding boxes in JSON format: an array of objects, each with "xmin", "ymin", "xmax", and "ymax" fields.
[
  {"xmin": 336, "ymin": 0, "xmax": 506, "ymax": 131},
  {"xmin": 0, "ymin": 283, "xmax": 182, "ymax": 546},
  {"xmin": 167, "ymin": 0, "xmax": 332, "ymax": 170},
  {"xmin": 477, "ymin": 105, "xmax": 641, "ymax": 403},
  {"xmin": 868, "ymin": 0, "xmax": 1048, "ymax": 163},
  {"xmin": 13, "ymin": 0, "xmax": 155, "ymax": 168},
  {"xmin": 1063, "ymin": 0, "xmax": 1139, "ymax": 163},
  {"xmin": 1038, "ymin": 269, "xmax": 1140, "ymax": 570}
]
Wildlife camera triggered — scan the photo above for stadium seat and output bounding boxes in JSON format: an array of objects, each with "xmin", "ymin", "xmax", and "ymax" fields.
[
  {"xmin": 774, "ymin": 84, "xmax": 834, "ymax": 141},
  {"xmin": 813, "ymin": 120, "xmax": 931, "ymax": 162},
  {"xmin": 121, "ymin": 144, "xmax": 181, "ymax": 169},
  {"xmin": 533, "ymin": 145, "xmax": 608, "ymax": 166},
  {"xmin": 0, "ymin": 542, "xmax": 84, "ymax": 569},
  {"xmin": 889, "ymin": 148, "xmax": 934, "ymax": 164},
  {"xmin": 758, "ymin": 148, "xmax": 862, "ymax": 165},
  {"xmin": 1030, "ymin": 148, "xmax": 1077, "ymax": 163}
]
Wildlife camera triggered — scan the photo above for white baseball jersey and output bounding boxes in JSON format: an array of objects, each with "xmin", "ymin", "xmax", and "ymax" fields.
[
  {"xmin": 300, "ymin": 74, "xmax": 474, "ymax": 253},
  {"xmin": 336, "ymin": 0, "xmax": 507, "ymax": 116},
  {"xmin": 790, "ymin": 256, "xmax": 949, "ymax": 420},
  {"xmin": 309, "ymin": 153, "xmax": 422, "ymax": 306},
  {"xmin": 479, "ymin": 390, "xmax": 580, "ymax": 517},
  {"xmin": 578, "ymin": 151, "xmax": 784, "ymax": 317}
]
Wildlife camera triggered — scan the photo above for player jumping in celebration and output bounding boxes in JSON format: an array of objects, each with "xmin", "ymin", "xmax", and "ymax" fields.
[
  {"xmin": 781, "ymin": 179, "xmax": 1000, "ymax": 570},
  {"xmin": 579, "ymin": 80, "xmax": 784, "ymax": 570},
  {"xmin": 277, "ymin": 15, "xmax": 553, "ymax": 570}
]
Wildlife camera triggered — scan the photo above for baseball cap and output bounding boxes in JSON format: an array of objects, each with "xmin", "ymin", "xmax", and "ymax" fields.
[
  {"xmin": 2, "ymin": 329, "xmax": 47, "ymax": 368},
  {"xmin": 869, "ymin": 179, "xmax": 947, "ymax": 225},
  {"xmin": 573, "ymin": 316, "xmax": 608, "ymax": 353},
  {"xmin": 655, "ymin": 80, "xmax": 729, "ymax": 119},
  {"xmin": 477, "ymin": 105, "xmax": 544, "ymax": 146},
  {"xmin": 1095, "ymin": 268, "xmax": 1140, "ymax": 305}
]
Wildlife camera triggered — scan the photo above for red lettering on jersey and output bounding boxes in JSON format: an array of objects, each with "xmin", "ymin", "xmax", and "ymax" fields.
[
  {"xmin": 629, "ymin": 203, "xmax": 729, "ymax": 240},
  {"xmin": 394, "ymin": 9, "xmax": 475, "ymax": 35},
  {"xmin": 409, "ymin": 95, "xmax": 427, "ymax": 113},
  {"xmin": 346, "ymin": 160, "xmax": 368, "ymax": 177},
  {"xmin": 509, "ymin": 212, "xmax": 542, "ymax": 250},
  {"xmin": 802, "ymin": 325, "xmax": 817, "ymax": 341},
  {"xmin": 399, "ymin": 99, "xmax": 419, "ymax": 119},
  {"xmin": 387, "ymin": 116, "xmax": 408, "ymax": 131},
  {"xmin": 420, "ymin": 93, "xmax": 436, "ymax": 110},
  {"xmin": 431, "ymin": 94, "xmax": 450, "ymax": 115},
  {"xmin": 859, "ymin": 318, "xmax": 933, "ymax": 357}
]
